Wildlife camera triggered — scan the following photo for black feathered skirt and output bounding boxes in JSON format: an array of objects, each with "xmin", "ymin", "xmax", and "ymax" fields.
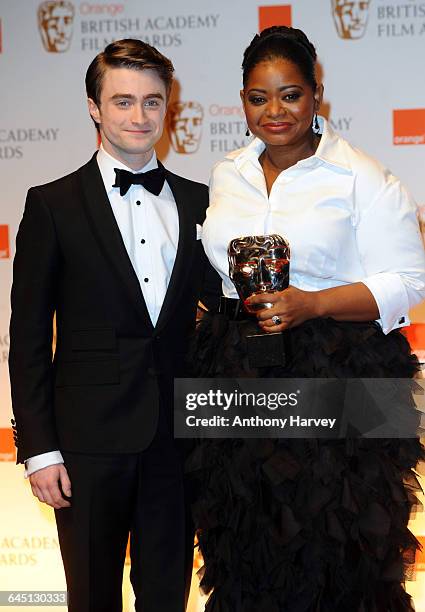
[{"xmin": 186, "ymin": 312, "xmax": 424, "ymax": 612}]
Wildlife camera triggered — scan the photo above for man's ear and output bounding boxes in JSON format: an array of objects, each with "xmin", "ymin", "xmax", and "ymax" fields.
[{"xmin": 87, "ymin": 98, "xmax": 101, "ymax": 125}]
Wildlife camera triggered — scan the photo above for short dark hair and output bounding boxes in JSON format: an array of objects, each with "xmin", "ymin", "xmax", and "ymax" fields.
[
  {"xmin": 242, "ymin": 26, "xmax": 317, "ymax": 89},
  {"xmin": 85, "ymin": 38, "xmax": 174, "ymax": 106}
]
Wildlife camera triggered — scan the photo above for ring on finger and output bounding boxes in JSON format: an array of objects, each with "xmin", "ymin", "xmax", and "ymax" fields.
[{"xmin": 271, "ymin": 315, "xmax": 282, "ymax": 325}]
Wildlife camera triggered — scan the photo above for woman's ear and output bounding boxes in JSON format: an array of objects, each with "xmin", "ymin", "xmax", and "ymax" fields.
[{"xmin": 314, "ymin": 84, "xmax": 324, "ymax": 112}]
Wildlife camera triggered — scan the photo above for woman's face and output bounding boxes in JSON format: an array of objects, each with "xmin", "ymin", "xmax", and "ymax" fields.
[{"xmin": 241, "ymin": 58, "xmax": 322, "ymax": 147}]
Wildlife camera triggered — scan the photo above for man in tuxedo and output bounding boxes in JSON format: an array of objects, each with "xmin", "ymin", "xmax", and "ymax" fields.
[{"xmin": 9, "ymin": 39, "xmax": 218, "ymax": 612}]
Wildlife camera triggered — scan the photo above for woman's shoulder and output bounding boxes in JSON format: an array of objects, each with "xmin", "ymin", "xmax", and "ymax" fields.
[
  {"xmin": 213, "ymin": 143, "xmax": 250, "ymax": 166},
  {"xmin": 210, "ymin": 141, "xmax": 258, "ymax": 182},
  {"xmin": 332, "ymin": 130, "xmax": 416, "ymax": 215},
  {"xmin": 210, "ymin": 149, "xmax": 244, "ymax": 183},
  {"xmin": 331, "ymin": 127, "xmax": 396, "ymax": 194}
]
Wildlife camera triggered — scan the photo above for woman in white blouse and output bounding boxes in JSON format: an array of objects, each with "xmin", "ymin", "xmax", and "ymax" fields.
[{"xmin": 189, "ymin": 26, "xmax": 425, "ymax": 612}]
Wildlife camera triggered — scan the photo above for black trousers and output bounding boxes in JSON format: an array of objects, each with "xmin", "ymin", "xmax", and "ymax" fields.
[{"xmin": 55, "ymin": 427, "xmax": 193, "ymax": 612}]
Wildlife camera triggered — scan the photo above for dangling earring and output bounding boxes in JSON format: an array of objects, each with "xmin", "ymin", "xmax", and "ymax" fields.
[
  {"xmin": 245, "ymin": 125, "xmax": 250, "ymax": 137},
  {"xmin": 313, "ymin": 114, "xmax": 320, "ymax": 134}
]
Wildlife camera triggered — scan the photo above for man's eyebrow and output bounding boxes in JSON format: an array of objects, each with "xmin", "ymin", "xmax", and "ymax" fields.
[
  {"xmin": 110, "ymin": 93, "xmax": 136, "ymax": 101},
  {"xmin": 109, "ymin": 92, "xmax": 165, "ymax": 101},
  {"xmin": 144, "ymin": 92, "xmax": 165, "ymax": 100}
]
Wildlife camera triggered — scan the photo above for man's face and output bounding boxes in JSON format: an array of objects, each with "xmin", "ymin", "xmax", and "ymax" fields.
[
  {"xmin": 168, "ymin": 103, "xmax": 203, "ymax": 154},
  {"xmin": 39, "ymin": 2, "xmax": 74, "ymax": 52},
  {"xmin": 332, "ymin": 0, "xmax": 370, "ymax": 39},
  {"xmin": 88, "ymin": 67, "xmax": 167, "ymax": 169}
]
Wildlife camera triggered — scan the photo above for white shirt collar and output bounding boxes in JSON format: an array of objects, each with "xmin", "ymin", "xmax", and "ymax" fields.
[
  {"xmin": 314, "ymin": 116, "xmax": 352, "ymax": 172},
  {"xmin": 231, "ymin": 116, "xmax": 352, "ymax": 175},
  {"xmin": 96, "ymin": 144, "xmax": 159, "ymax": 195}
]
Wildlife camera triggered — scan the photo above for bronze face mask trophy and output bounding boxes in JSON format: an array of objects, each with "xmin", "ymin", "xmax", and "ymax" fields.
[{"xmin": 228, "ymin": 235, "xmax": 290, "ymax": 368}]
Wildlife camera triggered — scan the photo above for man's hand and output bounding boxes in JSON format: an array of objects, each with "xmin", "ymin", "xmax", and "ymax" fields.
[{"xmin": 29, "ymin": 464, "xmax": 72, "ymax": 509}]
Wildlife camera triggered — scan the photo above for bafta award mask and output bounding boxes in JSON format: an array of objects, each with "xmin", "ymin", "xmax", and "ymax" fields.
[{"xmin": 228, "ymin": 235, "xmax": 290, "ymax": 313}]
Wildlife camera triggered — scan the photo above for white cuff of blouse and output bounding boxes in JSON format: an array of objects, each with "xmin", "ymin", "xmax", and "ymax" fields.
[
  {"xmin": 24, "ymin": 451, "xmax": 64, "ymax": 478},
  {"xmin": 361, "ymin": 272, "xmax": 411, "ymax": 335}
]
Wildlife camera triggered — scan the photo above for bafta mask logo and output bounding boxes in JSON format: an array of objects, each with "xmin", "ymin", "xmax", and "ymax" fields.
[
  {"xmin": 167, "ymin": 101, "xmax": 204, "ymax": 154},
  {"xmin": 331, "ymin": 0, "xmax": 371, "ymax": 40},
  {"xmin": 38, "ymin": 1, "xmax": 75, "ymax": 53}
]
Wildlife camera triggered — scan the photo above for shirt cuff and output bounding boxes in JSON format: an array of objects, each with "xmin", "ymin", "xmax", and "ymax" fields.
[
  {"xmin": 361, "ymin": 272, "xmax": 410, "ymax": 335},
  {"xmin": 24, "ymin": 451, "xmax": 64, "ymax": 478}
]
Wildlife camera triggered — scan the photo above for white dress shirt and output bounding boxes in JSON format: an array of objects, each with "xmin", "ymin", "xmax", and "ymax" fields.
[
  {"xmin": 25, "ymin": 147, "xmax": 179, "ymax": 476},
  {"xmin": 203, "ymin": 116, "xmax": 425, "ymax": 334},
  {"xmin": 97, "ymin": 146, "xmax": 179, "ymax": 325}
]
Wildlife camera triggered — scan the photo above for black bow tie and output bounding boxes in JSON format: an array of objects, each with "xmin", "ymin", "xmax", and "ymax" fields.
[{"xmin": 113, "ymin": 164, "xmax": 166, "ymax": 197}]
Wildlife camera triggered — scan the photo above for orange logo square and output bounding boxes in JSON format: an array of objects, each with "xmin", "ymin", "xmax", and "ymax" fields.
[
  {"xmin": 393, "ymin": 109, "xmax": 425, "ymax": 145},
  {"xmin": 403, "ymin": 323, "xmax": 425, "ymax": 352},
  {"xmin": 259, "ymin": 5, "xmax": 292, "ymax": 31},
  {"xmin": 0, "ymin": 428, "xmax": 16, "ymax": 462},
  {"xmin": 402, "ymin": 322, "xmax": 425, "ymax": 369},
  {"xmin": 0, "ymin": 225, "xmax": 10, "ymax": 258}
]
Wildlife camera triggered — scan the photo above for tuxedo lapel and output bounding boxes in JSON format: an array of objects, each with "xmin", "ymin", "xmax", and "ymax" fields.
[
  {"xmin": 155, "ymin": 169, "xmax": 197, "ymax": 332},
  {"xmin": 79, "ymin": 154, "xmax": 154, "ymax": 329}
]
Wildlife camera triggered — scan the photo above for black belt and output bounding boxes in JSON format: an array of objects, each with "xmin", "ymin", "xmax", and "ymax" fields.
[{"xmin": 218, "ymin": 296, "xmax": 253, "ymax": 321}]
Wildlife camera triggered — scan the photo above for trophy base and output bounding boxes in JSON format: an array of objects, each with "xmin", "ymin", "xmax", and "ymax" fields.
[{"xmin": 246, "ymin": 331, "xmax": 287, "ymax": 368}]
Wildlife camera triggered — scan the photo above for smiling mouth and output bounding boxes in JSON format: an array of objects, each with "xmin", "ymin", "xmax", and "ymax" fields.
[
  {"xmin": 126, "ymin": 130, "xmax": 151, "ymax": 134},
  {"xmin": 261, "ymin": 123, "xmax": 294, "ymax": 134},
  {"xmin": 262, "ymin": 122, "xmax": 293, "ymax": 128}
]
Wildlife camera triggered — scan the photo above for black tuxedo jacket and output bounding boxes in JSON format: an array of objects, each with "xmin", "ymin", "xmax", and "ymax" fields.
[{"xmin": 9, "ymin": 154, "xmax": 219, "ymax": 463}]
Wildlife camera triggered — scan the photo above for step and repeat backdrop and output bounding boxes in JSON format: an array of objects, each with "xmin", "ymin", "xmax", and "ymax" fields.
[{"xmin": 1, "ymin": 1, "xmax": 425, "ymax": 610}]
